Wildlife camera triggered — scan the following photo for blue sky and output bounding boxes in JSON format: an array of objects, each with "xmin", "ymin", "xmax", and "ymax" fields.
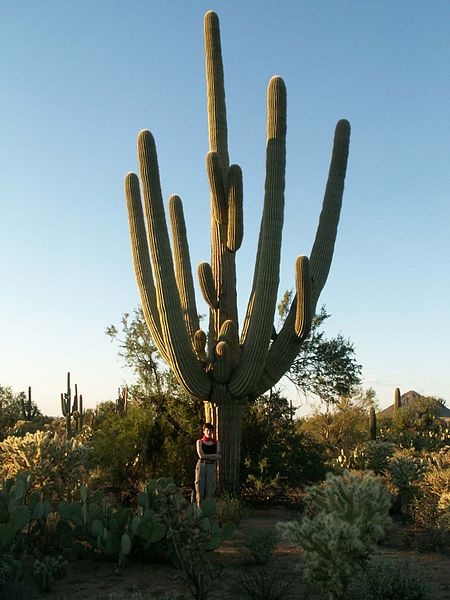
[{"xmin": 1, "ymin": 0, "xmax": 449, "ymax": 416}]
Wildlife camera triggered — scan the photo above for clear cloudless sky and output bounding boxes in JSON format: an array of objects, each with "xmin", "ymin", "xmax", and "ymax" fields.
[{"xmin": 1, "ymin": 0, "xmax": 449, "ymax": 416}]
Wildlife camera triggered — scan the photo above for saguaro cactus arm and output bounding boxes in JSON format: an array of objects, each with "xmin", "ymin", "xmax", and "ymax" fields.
[
  {"xmin": 168, "ymin": 194, "xmax": 200, "ymax": 342},
  {"xmin": 126, "ymin": 132, "xmax": 210, "ymax": 400},
  {"xmin": 204, "ymin": 11, "xmax": 229, "ymax": 170},
  {"xmin": 125, "ymin": 173, "xmax": 169, "ymax": 364},
  {"xmin": 230, "ymin": 76, "xmax": 287, "ymax": 398},
  {"xmin": 251, "ymin": 120, "xmax": 351, "ymax": 398},
  {"xmin": 309, "ymin": 119, "xmax": 351, "ymax": 311},
  {"xmin": 204, "ymin": 11, "xmax": 239, "ymax": 354}
]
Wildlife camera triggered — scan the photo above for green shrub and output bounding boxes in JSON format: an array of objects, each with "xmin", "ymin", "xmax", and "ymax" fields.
[
  {"xmin": 349, "ymin": 556, "xmax": 433, "ymax": 600},
  {"xmin": 241, "ymin": 392, "xmax": 328, "ymax": 493},
  {"xmin": 32, "ymin": 555, "xmax": 67, "ymax": 593},
  {"xmin": 90, "ymin": 404, "xmax": 198, "ymax": 493},
  {"xmin": 278, "ymin": 471, "xmax": 392, "ymax": 600},
  {"xmin": 0, "ymin": 551, "xmax": 22, "ymax": 590},
  {"xmin": 243, "ymin": 527, "xmax": 278, "ymax": 565}
]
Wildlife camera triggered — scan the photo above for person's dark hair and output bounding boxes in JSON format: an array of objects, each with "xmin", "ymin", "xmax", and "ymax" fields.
[{"xmin": 203, "ymin": 422, "xmax": 214, "ymax": 430}]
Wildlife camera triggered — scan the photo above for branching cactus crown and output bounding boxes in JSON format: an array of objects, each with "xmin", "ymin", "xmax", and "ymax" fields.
[{"xmin": 125, "ymin": 12, "xmax": 350, "ymax": 490}]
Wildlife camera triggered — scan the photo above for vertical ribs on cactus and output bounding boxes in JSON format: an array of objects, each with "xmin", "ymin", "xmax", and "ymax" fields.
[
  {"xmin": 60, "ymin": 372, "xmax": 84, "ymax": 437},
  {"xmin": 394, "ymin": 387, "xmax": 402, "ymax": 414},
  {"xmin": 21, "ymin": 386, "xmax": 37, "ymax": 421},
  {"xmin": 116, "ymin": 386, "xmax": 128, "ymax": 414},
  {"xmin": 369, "ymin": 405, "xmax": 377, "ymax": 441},
  {"xmin": 125, "ymin": 12, "xmax": 351, "ymax": 493}
]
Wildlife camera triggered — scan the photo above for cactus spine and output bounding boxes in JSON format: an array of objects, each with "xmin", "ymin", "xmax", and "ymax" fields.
[
  {"xmin": 21, "ymin": 386, "xmax": 37, "ymax": 421},
  {"xmin": 394, "ymin": 387, "xmax": 401, "ymax": 415},
  {"xmin": 125, "ymin": 12, "xmax": 350, "ymax": 493}
]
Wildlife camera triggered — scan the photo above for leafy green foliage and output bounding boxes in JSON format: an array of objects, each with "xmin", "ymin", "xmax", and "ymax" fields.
[
  {"xmin": 379, "ymin": 396, "xmax": 450, "ymax": 451},
  {"xmin": 105, "ymin": 308, "xmax": 205, "ymax": 488},
  {"xmin": 241, "ymin": 390, "xmax": 327, "ymax": 493},
  {"xmin": 0, "ymin": 384, "xmax": 46, "ymax": 443},
  {"xmin": 278, "ymin": 471, "xmax": 392, "ymax": 600},
  {"xmin": 277, "ymin": 302, "xmax": 362, "ymax": 403},
  {"xmin": 243, "ymin": 527, "xmax": 278, "ymax": 565},
  {"xmin": 300, "ymin": 389, "xmax": 376, "ymax": 464}
]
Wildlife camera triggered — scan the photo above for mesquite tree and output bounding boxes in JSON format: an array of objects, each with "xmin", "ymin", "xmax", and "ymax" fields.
[{"xmin": 125, "ymin": 11, "xmax": 350, "ymax": 494}]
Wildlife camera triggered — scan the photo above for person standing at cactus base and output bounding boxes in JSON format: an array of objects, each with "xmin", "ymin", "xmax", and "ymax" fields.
[{"xmin": 195, "ymin": 423, "xmax": 221, "ymax": 506}]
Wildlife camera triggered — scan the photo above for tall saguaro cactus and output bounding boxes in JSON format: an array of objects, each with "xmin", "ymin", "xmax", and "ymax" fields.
[
  {"xmin": 394, "ymin": 387, "xmax": 402, "ymax": 415},
  {"xmin": 125, "ymin": 12, "xmax": 351, "ymax": 494}
]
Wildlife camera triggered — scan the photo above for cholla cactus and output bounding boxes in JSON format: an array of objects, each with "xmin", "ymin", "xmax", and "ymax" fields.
[
  {"xmin": 125, "ymin": 12, "xmax": 350, "ymax": 493},
  {"xmin": 278, "ymin": 471, "xmax": 391, "ymax": 600},
  {"xmin": 0, "ymin": 431, "xmax": 90, "ymax": 501},
  {"xmin": 387, "ymin": 453, "xmax": 425, "ymax": 513}
]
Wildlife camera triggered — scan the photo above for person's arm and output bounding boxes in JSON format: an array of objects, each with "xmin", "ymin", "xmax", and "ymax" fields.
[
  {"xmin": 205, "ymin": 441, "xmax": 221, "ymax": 460},
  {"xmin": 196, "ymin": 439, "xmax": 204, "ymax": 459}
]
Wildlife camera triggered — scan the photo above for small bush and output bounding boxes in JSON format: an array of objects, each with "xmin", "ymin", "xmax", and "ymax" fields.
[
  {"xmin": 32, "ymin": 555, "xmax": 67, "ymax": 593},
  {"xmin": 0, "ymin": 540, "xmax": 25, "ymax": 600},
  {"xmin": 0, "ymin": 551, "xmax": 22, "ymax": 588},
  {"xmin": 215, "ymin": 493, "xmax": 248, "ymax": 526},
  {"xmin": 349, "ymin": 556, "xmax": 433, "ymax": 600},
  {"xmin": 233, "ymin": 566, "xmax": 295, "ymax": 600},
  {"xmin": 243, "ymin": 528, "xmax": 278, "ymax": 565}
]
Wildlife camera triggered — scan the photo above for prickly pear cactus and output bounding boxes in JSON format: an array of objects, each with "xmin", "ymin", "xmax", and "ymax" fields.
[
  {"xmin": 0, "ymin": 472, "xmax": 51, "ymax": 551},
  {"xmin": 57, "ymin": 484, "xmax": 167, "ymax": 566}
]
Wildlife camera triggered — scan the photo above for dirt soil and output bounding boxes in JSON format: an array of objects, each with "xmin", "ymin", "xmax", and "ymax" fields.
[{"xmin": 16, "ymin": 508, "xmax": 450, "ymax": 600}]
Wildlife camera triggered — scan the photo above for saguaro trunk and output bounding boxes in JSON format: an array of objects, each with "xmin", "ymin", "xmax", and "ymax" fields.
[{"xmin": 206, "ymin": 388, "xmax": 246, "ymax": 495}]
